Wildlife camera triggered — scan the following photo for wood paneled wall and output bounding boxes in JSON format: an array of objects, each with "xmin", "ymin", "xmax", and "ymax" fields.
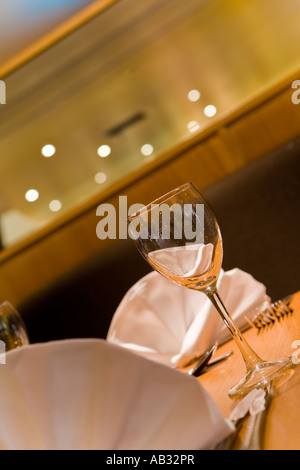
[{"xmin": 0, "ymin": 74, "xmax": 299, "ymax": 307}]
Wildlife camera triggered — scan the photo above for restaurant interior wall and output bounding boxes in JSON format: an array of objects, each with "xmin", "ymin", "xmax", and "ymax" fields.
[{"xmin": 0, "ymin": 0, "xmax": 300, "ymax": 309}]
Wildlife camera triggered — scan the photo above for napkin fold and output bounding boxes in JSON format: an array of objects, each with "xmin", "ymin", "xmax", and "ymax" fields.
[
  {"xmin": 148, "ymin": 243, "xmax": 214, "ymax": 277},
  {"xmin": 0, "ymin": 339, "xmax": 233, "ymax": 450},
  {"xmin": 107, "ymin": 268, "xmax": 270, "ymax": 367}
]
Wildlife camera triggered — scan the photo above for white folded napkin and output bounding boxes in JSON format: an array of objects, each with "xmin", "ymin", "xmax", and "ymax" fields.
[
  {"xmin": 148, "ymin": 243, "xmax": 214, "ymax": 277},
  {"xmin": 0, "ymin": 339, "xmax": 233, "ymax": 450},
  {"xmin": 107, "ymin": 268, "xmax": 270, "ymax": 367}
]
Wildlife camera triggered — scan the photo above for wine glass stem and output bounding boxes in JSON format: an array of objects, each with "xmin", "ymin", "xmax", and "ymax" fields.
[{"xmin": 205, "ymin": 288, "xmax": 263, "ymax": 371}]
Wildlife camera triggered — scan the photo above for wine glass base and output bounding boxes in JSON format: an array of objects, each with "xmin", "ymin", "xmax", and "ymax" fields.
[{"xmin": 228, "ymin": 356, "xmax": 293, "ymax": 398}]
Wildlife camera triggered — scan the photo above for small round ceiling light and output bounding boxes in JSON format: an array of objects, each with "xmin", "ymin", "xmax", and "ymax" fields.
[
  {"xmin": 94, "ymin": 172, "xmax": 107, "ymax": 184},
  {"xmin": 97, "ymin": 145, "xmax": 111, "ymax": 157},
  {"xmin": 187, "ymin": 89, "xmax": 201, "ymax": 102},
  {"xmin": 25, "ymin": 189, "xmax": 39, "ymax": 202},
  {"xmin": 41, "ymin": 144, "xmax": 56, "ymax": 157},
  {"xmin": 204, "ymin": 105, "xmax": 217, "ymax": 117},
  {"xmin": 140, "ymin": 144, "xmax": 154, "ymax": 156},
  {"xmin": 49, "ymin": 199, "xmax": 62, "ymax": 212},
  {"xmin": 187, "ymin": 120, "xmax": 200, "ymax": 133}
]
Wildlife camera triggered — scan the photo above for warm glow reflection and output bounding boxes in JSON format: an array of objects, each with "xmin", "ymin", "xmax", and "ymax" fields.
[
  {"xmin": 94, "ymin": 172, "xmax": 107, "ymax": 184},
  {"xmin": 41, "ymin": 144, "xmax": 56, "ymax": 157},
  {"xmin": 49, "ymin": 199, "xmax": 62, "ymax": 212},
  {"xmin": 97, "ymin": 145, "xmax": 111, "ymax": 157},
  {"xmin": 187, "ymin": 89, "xmax": 200, "ymax": 102},
  {"xmin": 25, "ymin": 189, "xmax": 39, "ymax": 202}
]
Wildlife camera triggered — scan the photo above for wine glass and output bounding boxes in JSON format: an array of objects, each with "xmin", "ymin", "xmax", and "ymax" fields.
[
  {"xmin": 128, "ymin": 182, "xmax": 292, "ymax": 397},
  {"xmin": 0, "ymin": 301, "xmax": 29, "ymax": 353}
]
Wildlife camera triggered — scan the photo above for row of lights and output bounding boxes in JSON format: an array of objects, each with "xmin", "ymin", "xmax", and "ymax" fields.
[
  {"xmin": 187, "ymin": 89, "xmax": 217, "ymax": 133},
  {"xmin": 25, "ymin": 143, "xmax": 110, "ymax": 211},
  {"xmin": 25, "ymin": 145, "xmax": 63, "ymax": 211},
  {"xmin": 26, "ymin": 89, "xmax": 216, "ymax": 210},
  {"xmin": 26, "ymin": 142, "xmax": 153, "ymax": 210},
  {"xmin": 97, "ymin": 143, "xmax": 154, "ymax": 158},
  {"xmin": 25, "ymin": 188, "xmax": 62, "ymax": 212},
  {"xmin": 95, "ymin": 91, "xmax": 217, "ymax": 159}
]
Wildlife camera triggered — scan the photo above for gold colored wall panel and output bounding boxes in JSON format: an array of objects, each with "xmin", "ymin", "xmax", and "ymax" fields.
[{"xmin": 0, "ymin": 78, "xmax": 299, "ymax": 308}]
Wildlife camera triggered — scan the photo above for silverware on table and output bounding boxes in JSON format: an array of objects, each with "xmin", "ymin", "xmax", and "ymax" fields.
[
  {"xmin": 199, "ymin": 350, "xmax": 233, "ymax": 374},
  {"xmin": 186, "ymin": 342, "xmax": 233, "ymax": 377}
]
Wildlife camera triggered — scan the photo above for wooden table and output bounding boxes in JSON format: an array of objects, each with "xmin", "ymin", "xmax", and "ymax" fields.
[{"xmin": 198, "ymin": 291, "xmax": 300, "ymax": 450}]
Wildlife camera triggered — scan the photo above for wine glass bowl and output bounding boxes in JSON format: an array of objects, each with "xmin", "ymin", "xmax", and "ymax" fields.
[
  {"xmin": 129, "ymin": 182, "xmax": 223, "ymax": 292},
  {"xmin": 128, "ymin": 182, "xmax": 293, "ymax": 398}
]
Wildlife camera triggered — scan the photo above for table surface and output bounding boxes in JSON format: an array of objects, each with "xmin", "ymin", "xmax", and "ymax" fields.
[{"xmin": 197, "ymin": 290, "xmax": 300, "ymax": 450}]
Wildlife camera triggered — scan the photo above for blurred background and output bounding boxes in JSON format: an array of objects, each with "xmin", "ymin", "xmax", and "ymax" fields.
[{"xmin": 0, "ymin": 0, "xmax": 300, "ymax": 320}]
